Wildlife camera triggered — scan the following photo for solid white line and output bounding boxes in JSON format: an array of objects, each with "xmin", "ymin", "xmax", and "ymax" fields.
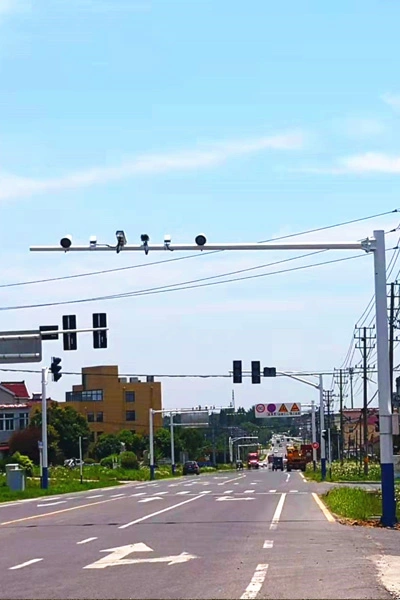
[
  {"xmin": 244, "ymin": 490, "xmax": 255, "ymax": 494},
  {"xmin": 270, "ymin": 493, "xmax": 286, "ymax": 530},
  {"xmin": 77, "ymin": 537, "xmax": 98, "ymax": 545},
  {"xmin": 299, "ymin": 472, "xmax": 306, "ymax": 480},
  {"xmin": 263, "ymin": 540, "xmax": 274, "ymax": 549},
  {"xmin": 9, "ymin": 558, "xmax": 43, "ymax": 570},
  {"xmin": 240, "ymin": 564, "xmax": 269, "ymax": 599},
  {"xmin": 37, "ymin": 501, "xmax": 67, "ymax": 507},
  {"xmin": 86, "ymin": 495, "xmax": 103, "ymax": 499},
  {"xmin": 119, "ymin": 494, "xmax": 204, "ymax": 529},
  {"xmin": 312, "ymin": 493, "xmax": 335, "ymax": 522}
]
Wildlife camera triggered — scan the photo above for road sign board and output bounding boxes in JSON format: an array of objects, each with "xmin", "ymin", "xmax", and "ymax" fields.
[
  {"xmin": 312, "ymin": 442, "xmax": 320, "ymax": 449},
  {"xmin": 0, "ymin": 330, "xmax": 42, "ymax": 363},
  {"xmin": 254, "ymin": 402, "xmax": 302, "ymax": 418},
  {"xmin": 39, "ymin": 325, "xmax": 59, "ymax": 340}
]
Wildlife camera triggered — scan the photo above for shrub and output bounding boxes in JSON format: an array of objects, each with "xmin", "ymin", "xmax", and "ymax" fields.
[
  {"xmin": 84, "ymin": 458, "xmax": 96, "ymax": 465},
  {"xmin": 120, "ymin": 451, "xmax": 139, "ymax": 470},
  {"xmin": 9, "ymin": 452, "xmax": 34, "ymax": 477},
  {"xmin": 100, "ymin": 456, "xmax": 115, "ymax": 468}
]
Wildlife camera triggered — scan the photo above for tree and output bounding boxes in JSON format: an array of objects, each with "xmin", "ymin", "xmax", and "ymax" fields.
[
  {"xmin": 120, "ymin": 451, "xmax": 139, "ymax": 470},
  {"xmin": 179, "ymin": 428, "xmax": 205, "ymax": 460},
  {"xmin": 93, "ymin": 433, "xmax": 122, "ymax": 460},
  {"xmin": 30, "ymin": 403, "xmax": 90, "ymax": 460},
  {"xmin": 8, "ymin": 426, "xmax": 59, "ymax": 464},
  {"xmin": 154, "ymin": 428, "xmax": 171, "ymax": 458}
]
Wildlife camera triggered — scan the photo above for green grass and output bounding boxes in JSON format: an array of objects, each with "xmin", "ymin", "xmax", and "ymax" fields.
[
  {"xmin": 305, "ymin": 460, "xmax": 381, "ymax": 482},
  {"xmin": 0, "ymin": 476, "xmax": 121, "ymax": 503},
  {"xmin": 322, "ymin": 486, "xmax": 400, "ymax": 521}
]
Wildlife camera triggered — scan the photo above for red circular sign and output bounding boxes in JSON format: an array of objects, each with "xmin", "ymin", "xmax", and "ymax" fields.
[
  {"xmin": 312, "ymin": 442, "xmax": 320, "ymax": 449},
  {"xmin": 256, "ymin": 404, "xmax": 266, "ymax": 413}
]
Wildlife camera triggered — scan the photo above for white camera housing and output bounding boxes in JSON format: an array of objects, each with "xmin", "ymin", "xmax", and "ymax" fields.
[
  {"xmin": 89, "ymin": 235, "xmax": 97, "ymax": 248},
  {"xmin": 60, "ymin": 235, "xmax": 72, "ymax": 249}
]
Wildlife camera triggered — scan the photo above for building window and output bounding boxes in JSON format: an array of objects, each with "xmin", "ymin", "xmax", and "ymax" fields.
[
  {"xmin": 87, "ymin": 413, "xmax": 95, "ymax": 422},
  {"xmin": 125, "ymin": 391, "xmax": 136, "ymax": 403},
  {"xmin": 66, "ymin": 390, "xmax": 103, "ymax": 402},
  {"xmin": 0, "ymin": 413, "xmax": 15, "ymax": 431},
  {"xmin": 19, "ymin": 413, "xmax": 29, "ymax": 430},
  {"xmin": 126, "ymin": 411, "xmax": 136, "ymax": 422},
  {"xmin": 96, "ymin": 412, "xmax": 103, "ymax": 423}
]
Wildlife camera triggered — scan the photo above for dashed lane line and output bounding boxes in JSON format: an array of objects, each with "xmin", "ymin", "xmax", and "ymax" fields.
[
  {"xmin": 263, "ymin": 540, "xmax": 274, "ymax": 549},
  {"xmin": 217, "ymin": 475, "xmax": 246, "ymax": 486},
  {"xmin": 269, "ymin": 489, "xmax": 277, "ymax": 493},
  {"xmin": 9, "ymin": 559, "xmax": 43, "ymax": 570},
  {"xmin": 130, "ymin": 492, "xmax": 146, "ymax": 497},
  {"xmin": 269, "ymin": 493, "xmax": 286, "ymax": 531},
  {"xmin": 119, "ymin": 494, "xmax": 204, "ymax": 529},
  {"xmin": 312, "ymin": 492, "xmax": 335, "ymax": 522},
  {"xmin": 200, "ymin": 490, "xmax": 211, "ymax": 494},
  {"xmin": 240, "ymin": 564, "xmax": 269, "ymax": 599},
  {"xmin": 244, "ymin": 490, "xmax": 255, "ymax": 494},
  {"xmin": 223, "ymin": 490, "xmax": 233, "ymax": 494},
  {"xmin": 77, "ymin": 537, "xmax": 98, "ymax": 545},
  {"xmin": 86, "ymin": 495, "xmax": 103, "ymax": 499},
  {"xmin": 176, "ymin": 491, "xmax": 190, "ymax": 495},
  {"xmin": 37, "ymin": 501, "xmax": 67, "ymax": 507},
  {"xmin": 110, "ymin": 493, "xmax": 126, "ymax": 498}
]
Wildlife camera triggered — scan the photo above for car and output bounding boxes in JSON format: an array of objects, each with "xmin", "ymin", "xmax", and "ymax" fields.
[{"xmin": 182, "ymin": 461, "xmax": 200, "ymax": 475}]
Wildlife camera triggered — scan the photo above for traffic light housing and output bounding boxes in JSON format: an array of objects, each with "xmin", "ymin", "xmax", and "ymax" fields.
[
  {"xmin": 251, "ymin": 361, "xmax": 261, "ymax": 384},
  {"xmin": 321, "ymin": 429, "xmax": 327, "ymax": 441},
  {"xmin": 50, "ymin": 357, "xmax": 62, "ymax": 382},
  {"xmin": 93, "ymin": 313, "xmax": 107, "ymax": 349},
  {"xmin": 233, "ymin": 360, "xmax": 242, "ymax": 384},
  {"xmin": 63, "ymin": 315, "xmax": 77, "ymax": 351}
]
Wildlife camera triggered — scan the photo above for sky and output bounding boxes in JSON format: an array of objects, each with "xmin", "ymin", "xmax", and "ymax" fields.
[{"xmin": 1, "ymin": 0, "xmax": 400, "ymax": 415}]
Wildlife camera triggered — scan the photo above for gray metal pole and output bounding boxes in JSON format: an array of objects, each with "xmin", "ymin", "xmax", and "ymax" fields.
[
  {"xmin": 79, "ymin": 436, "xmax": 83, "ymax": 484},
  {"xmin": 149, "ymin": 409, "xmax": 155, "ymax": 480},
  {"xmin": 170, "ymin": 413, "xmax": 175, "ymax": 475},
  {"xmin": 41, "ymin": 367, "xmax": 49, "ymax": 489},
  {"xmin": 311, "ymin": 400, "xmax": 317, "ymax": 471},
  {"xmin": 319, "ymin": 375, "xmax": 326, "ymax": 480}
]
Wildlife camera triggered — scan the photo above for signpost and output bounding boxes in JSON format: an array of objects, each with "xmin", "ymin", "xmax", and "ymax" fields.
[
  {"xmin": 0, "ymin": 330, "xmax": 42, "ymax": 363},
  {"xmin": 255, "ymin": 402, "xmax": 302, "ymax": 418},
  {"xmin": 312, "ymin": 442, "xmax": 320, "ymax": 450}
]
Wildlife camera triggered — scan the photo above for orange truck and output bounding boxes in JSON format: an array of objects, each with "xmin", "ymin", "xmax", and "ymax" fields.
[
  {"xmin": 247, "ymin": 452, "xmax": 259, "ymax": 469},
  {"xmin": 286, "ymin": 445, "xmax": 307, "ymax": 472}
]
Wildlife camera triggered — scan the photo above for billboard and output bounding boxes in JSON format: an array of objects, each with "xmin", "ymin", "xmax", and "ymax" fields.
[
  {"xmin": 179, "ymin": 411, "xmax": 210, "ymax": 427},
  {"xmin": 255, "ymin": 402, "xmax": 301, "ymax": 418}
]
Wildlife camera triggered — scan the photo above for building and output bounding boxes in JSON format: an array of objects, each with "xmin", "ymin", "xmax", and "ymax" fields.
[
  {"xmin": 339, "ymin": 408, "xmax": 379, "ymax": 457},
  {"xmin": 65, "ymin": 366, "xmax": 162, "ymax": 441},
  {"xmin": 0, "ymin": 381, "xmax": 31, "ymax": 456}
]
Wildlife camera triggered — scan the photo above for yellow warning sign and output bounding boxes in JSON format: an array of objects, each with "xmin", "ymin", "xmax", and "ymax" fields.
[
  {"xmin": 291, "ymin": 403, "xmax": 300, "ymax": 412},
  {"xmin": 278, "ymin": 403, "xmax": 288, "ymax": 413}
]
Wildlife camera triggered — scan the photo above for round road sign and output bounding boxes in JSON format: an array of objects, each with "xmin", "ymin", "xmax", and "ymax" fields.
[
  {"xmin": 267, "ymin": 403, "xmax": 276, "ymax": 413},
  {"xmin": 256, "ymin": 404, "xmax": 266, "ymax": 413},
  {"xmin": 312, "ymin": 442, "xmax": 320, "ymax": 450}
]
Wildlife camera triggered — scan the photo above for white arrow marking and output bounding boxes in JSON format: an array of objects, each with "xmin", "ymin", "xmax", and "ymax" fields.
[
  {"xmin": 216, "ymin": 496, "xmax": 255, "ymax": 502},
  {"xmin": 138, "ymin": 497, "xmax": 163, "ymax": 503},
  {"xmin": 84, "ymin": 544, "xmax": 197, "ymax": 569},
  {"xmin": 37, "ymin": 501, "xmax": 67, "ymax": 507}
]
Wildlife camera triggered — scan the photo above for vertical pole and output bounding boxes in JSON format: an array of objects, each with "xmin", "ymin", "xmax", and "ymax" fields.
[
  {"xmin": 349, "ymin": 367, "xmax": 354, "ymax": 410},
  {"xmin": 170, "ymin": 413, "xmax": 175, "ymax": 475},
  {"xmin": 311, "ymin": 400, "xmax": 317, "ymax": 471},
  {"xmin": 389, "ymin": 282, "xmax": 395, "ymax": 408},
  {"xmin": 326, "ymin": 391, "xmax": 332, "ymax": 467},
  {"xmin": 149, "ymin": 408, "xmax": 155, "ymax": 481},
  {"xmin": 79, "ymin": 436, "xmax": 83, "ymax": 484},
  {"xmin": 340, "ymin": 369, "xmax": 344, "ymax": 465},
  {"xmin": 363, "ymin": 327, "xmax": 369, "ymax": 476},
  {"xmin": 229, "ymin": 437, "xmax": 233, "ymax": 463},
  {"xmin": 319, "ymin": 375, "xmax": 326, "ymax": 480},
  {"xmin": 374, "ymin": 229, "xmax": 397, "ymax": 527},
  {"xmin": 41, "ymin": 367, "xmax": 49, "ymax": 490},
  {"xmin": 212, "ymin": 426, "xmax": 216, "ymax": 466}
]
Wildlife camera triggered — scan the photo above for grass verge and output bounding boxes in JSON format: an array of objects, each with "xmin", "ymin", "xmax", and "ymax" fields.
[
  {"xmin": 0, "ymin": 478, "xmax": 121, "ymax": 503},
  {"xmin": 322, "ymin": 486, "xmax": 400, "ymax": 522},
  {"xmin": 305, "ymin": 461, "xmax": 381, "ymax": 483}
]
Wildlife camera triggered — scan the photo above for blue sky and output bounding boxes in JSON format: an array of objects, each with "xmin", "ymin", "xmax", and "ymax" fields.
[{"xmin": 1, "ymin": 0, "xmax": 400, "ymax": 414}]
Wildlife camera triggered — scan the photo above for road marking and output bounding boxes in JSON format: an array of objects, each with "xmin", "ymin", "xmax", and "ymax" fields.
[
  {"xmin": 244, "ymin": 490, "xmax": 255, "ymax": 494},
  {"xmin": 269, "ymin": 489, "xmax": 277, "ymax": 493},
  {"xmin": 37, "ymin": 501, "xmax": 67, "ymax": 507},
  {"xmin": 77, "ymin": 537, "xmax": 98, "ymax": 545},
  {"xmin": 87, "ymin": 494, "xmax": 103, "ymax": 499},
  {"xmin": 0, "ymin": 496, "xmax": 127, "ymax": 527},
  {"xmin": 286, "ymin": 474, "xmax": 290, "ymax": 482},
  {"xmin": 216, "ymin": 497, "xmax": 254, "ymax": 502},
  {"xmin": 312, "ymin": 493, "xmax": 335, "ymax": 522},
  {"xmin": 240, "ymin": 564, "xmax": 269, "ymax": 599},
  {"xmin": 270, "ymin": 493, "xmax": 286, "ymax": 530},
  {"xmin": 41, "ymin": 497, "xmax": 60, "ymax": 501},
  {"xmin": 200, "ymin": 490, "xmax": 211, "ymax": 494},
  {"xmin": 289, "ymin": 490, "xmax": 298, "ymax": 493},
  {"xmin": 157, "ymin": 491, "xmax": 168, "ymax": 495},
  {"xmin": 250, "ymin": 483, "xmax": 257, "ymax": 485},
  {"xmin": 263, "ymin": 540, "xmax": 274, "ymax": 549},
  {"xmin": 217, "ymin": 475, "xmax": 245, "ymax": 486},
  {"xmin": 138, "ymin": 497, "xmax": 163, "ymax": 503},
  {"xmin": 233, "ymin": 482, "xmax": 240, "ymax": 485},
  {"xmin": 299, "ymin": 472, "xmax": 306, "ymax": 480},
  {"xmin": 119, "ymin": 494, "xmax": 204, "ymax": 529},
  {"xmin": 176, "ymin": 491, "xmax": 190, "ymax": 495},
  {"xmin": 9, "ymin": 558, "xmax": 43, "ymax": 570},
  {"xmin": 223, "ymin": 490, "xmax": 233, "ymax": 494},
  {"xmin": 110, "ymin": 493, "xmax": 126, "ymax": 498},
  {"xmin": 131, "ymin": 492, "xmax": 146, "ymax": 497}
]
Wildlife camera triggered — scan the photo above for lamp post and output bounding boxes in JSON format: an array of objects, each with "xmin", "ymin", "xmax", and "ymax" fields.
[{"xmin": 30, "ymin": 230, "xmax": 396, "ymax": 526}]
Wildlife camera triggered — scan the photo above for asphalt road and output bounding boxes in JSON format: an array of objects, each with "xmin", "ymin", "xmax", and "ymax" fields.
[{"xmin": 0, "ymin": 469, "xmax": 398, "ymax": 599}]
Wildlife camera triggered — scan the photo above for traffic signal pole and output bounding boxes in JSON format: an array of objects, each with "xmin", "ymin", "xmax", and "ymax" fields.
[
  {"xmin": 31, "ymin": 229, "xmax": 397, "ymax": 525},
  {"xmin": 41, "ymin": 367, "xmax": 49, "ymax": 490}
]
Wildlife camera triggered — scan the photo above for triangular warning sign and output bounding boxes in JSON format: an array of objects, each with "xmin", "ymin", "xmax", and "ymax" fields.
[
  {"xmin": 291, "ymin": 403, "xmax": 300, "ymax": 412},
  {"xmin": 278, "ymin": 403, "xmax": 288, "ymax": 413}
]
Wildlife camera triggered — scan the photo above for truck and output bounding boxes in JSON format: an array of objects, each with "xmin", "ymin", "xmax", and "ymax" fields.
[
  {"xmin": 286, "ymin": 445, "xmax": 307, "ymax": 472},
  {"xmin": 247, "ymin": 452, "xmax": 259, "ymax": 469}
]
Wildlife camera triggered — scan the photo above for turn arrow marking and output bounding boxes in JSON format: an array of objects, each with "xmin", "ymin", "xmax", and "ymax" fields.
[{"xmin": 83, "ymin": 543, "xmax": 197, "ymax": 569}]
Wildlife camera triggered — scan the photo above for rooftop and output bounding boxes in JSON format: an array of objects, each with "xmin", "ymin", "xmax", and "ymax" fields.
[{"xmin": 1, "ymin": 382, "xmax": 30, "ymax": 399}]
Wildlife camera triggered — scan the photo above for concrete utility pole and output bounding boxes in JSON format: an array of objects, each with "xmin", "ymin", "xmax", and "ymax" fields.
[
  {"xmin": 389, "ymin": 282, "xmax": 399, "ymax": 409},
  {"xmin": 349, "ymin": 367, "xmax": 354, "ymax": 409},
  {"xmin": 41, "ymin": 368, "xmax": 49, "ymax": 489},
  {"xmin": 355, "ymin": 326, "xmax": 375, "ymax": 476},
  {"xmin": 311, "ymin": 400, "xmax": 317, "ymax": 471},
  {"xmin": 30, "ymin": 229, "xmax": 397, "ymax": 526},
  {"xmin": 334, "ymin": 369, "xmax": 348, "ymax": 464},
  {"xmin": 319, "ymin": 375, "xmax": 326, "ymax": 480}
]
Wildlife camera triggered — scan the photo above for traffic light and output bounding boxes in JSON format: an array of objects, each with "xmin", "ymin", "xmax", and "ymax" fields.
[
  {"xmin": 50, "ymin": 357, "xmax": 62, "ymax": 382},
  {"xmin": 263, "ymin": 367, "xmax": 277, "ymax": 377},
  {"xmin": 93, "ymin": 313, "xmax": 107, "ymax": 349},
  {"xmin": 251, "ymin": 361, "xmax": 261, "ymax": 384},
  {"xmin": 63, "ymin": 315, "xmax": 77, "ymax": 351},
  {"xmin": 233, "ymin": 360, "xmax": 242, "ymax": 384},
  {"xmin": 321, "ymin": 429, "xmax": 327, "ymax": 441}
]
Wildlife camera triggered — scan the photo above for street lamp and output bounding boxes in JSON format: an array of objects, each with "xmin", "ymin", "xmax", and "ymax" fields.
[{"xmin": 30, "ymin": 230, "xmax": 396, "ymax": 526}]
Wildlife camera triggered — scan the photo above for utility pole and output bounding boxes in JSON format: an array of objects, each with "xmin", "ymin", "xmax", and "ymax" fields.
[
  {"xmin": 334, "ymin": 369, "xmax": 348, "ymax": 464},
  {"xmin": 389, "ymin": 282, "xmax": 400, "ymax": 409},
  {"xmin": 355, "ymin": 325, "xmax": 375, "ymax": 476},
  {"xmin": 349, "ymin": 367, "xmax": 354, "ymax": 410}
]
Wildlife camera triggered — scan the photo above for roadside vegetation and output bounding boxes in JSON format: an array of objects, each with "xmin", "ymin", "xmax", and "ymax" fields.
[
  {"xmin": 305, "ymin": 460, "xmax": 382, "ymax": 482},
  {"xmin": 322, "ymin": 486, "xmax": 400, "ymax": 521}
]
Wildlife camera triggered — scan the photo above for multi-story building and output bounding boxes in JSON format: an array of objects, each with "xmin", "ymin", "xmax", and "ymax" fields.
[
  {"xmin": 65, "ymin": 366, "xmax": 162, "ymax": 441},
  {"xmin": 0, "ymin": 381, "xmax": 31, "ymax": 456}
]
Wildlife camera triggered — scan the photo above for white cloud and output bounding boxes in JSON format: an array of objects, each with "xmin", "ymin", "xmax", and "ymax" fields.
[
  {"xmin": 382, "ymin": 93, "xmax": 400, "ymax": 111},
  {"xmin": 0, "ymin": 0, "xmax": 30, "ymax": 17},
  {"xmin": 0, "ymin": 131, "xmax": 304, "ymax": 202},
  {"xmin": 341, "ymin": 117, "xmax": 386, "ymax": 138},
  {"xmin": 293, "ymin": 152, "xmax": 400, "ymax": 175}
]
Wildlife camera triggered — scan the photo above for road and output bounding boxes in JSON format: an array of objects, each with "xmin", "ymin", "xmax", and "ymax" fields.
[{"xmin": 0, "ymin": 469, "xmax": 397, "ymax": 599}]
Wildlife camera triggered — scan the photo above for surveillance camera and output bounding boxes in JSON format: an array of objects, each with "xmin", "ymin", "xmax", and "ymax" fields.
[
  {"xmin": 60, "ymin": 235, "xmax": 72, "ymax": 250},
  {"xmin": 115, "ymin": 230, "xmax": 127, "ymax": 246},
  {"xmin": 89, "ymin": 235, "xmax": 97, "ymax": 248},
  {"xmin": 195, "ymin": 233, "xmax": 207, "ymax": 246},
  {"xmin": 141, "ymin": 234, "xmax": 150, "ymax": 243},
  {"xmin": 164, "ymin": 234, "xmax": 171, "ymax": 245}
]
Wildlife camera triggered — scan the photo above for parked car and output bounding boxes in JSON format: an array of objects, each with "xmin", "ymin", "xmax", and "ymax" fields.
[{"xmin": 183, "ymin": 461, "xmax": 200, "ymax": 475}]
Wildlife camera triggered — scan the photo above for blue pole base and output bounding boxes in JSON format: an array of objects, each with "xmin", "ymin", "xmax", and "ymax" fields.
[
  {"xmin": 321, "ymin": 458, "xmax": 327, "ymax": 481},
  {"xmin": 41, "ymin": 467, "xmax": 49, "ymax": 490},
  {"xmin": 171, "ymin": 464, "xmax": 176, "ymax": 476},
  {"xmin": 150, "ymin": 465, "xmax": 155, "ymax": 481},
  {"xmin": 381, "ymin": 462, "xmax": 397, "ymax": 527}
]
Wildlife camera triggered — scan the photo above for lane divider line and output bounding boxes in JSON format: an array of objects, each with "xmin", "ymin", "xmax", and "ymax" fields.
[
  {"xmin": 263, "ymin": 540, "xmax": 274, "ymax": 549},
  {"xmin": 269, "ymin": 493, "xmax": 286, "ymax": 530},
  {"xmin": 240, "ymin": 564, "xmax": 269, "ymax": 599},
  {"xmin": 9, "ymin": 558, "xmax": 43, "ymax": 570},
  {"xmin": 312, "ymin": 493, "xmax": 335, "ymax": 522},
  {"xmin": 77, "ymin": 537, "xmax": 98, "ymax": 545},
  {"xmin": 119, "ymin": 494, "xmax": 204, "ymax": 529}
]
